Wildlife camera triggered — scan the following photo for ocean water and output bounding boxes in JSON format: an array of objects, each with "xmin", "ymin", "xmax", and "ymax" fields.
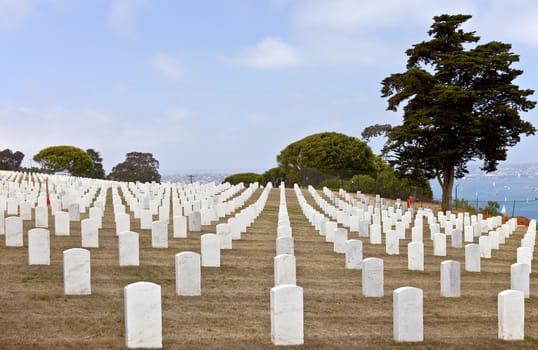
[{"xmin": 430, "ymin": 175, "xmax": 538, "ymax": 219}]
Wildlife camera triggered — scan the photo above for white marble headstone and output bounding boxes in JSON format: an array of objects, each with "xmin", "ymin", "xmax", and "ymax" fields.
[
  {"xmin": 270, "ymin": 284, "xmax": 303, "ymax": 346},
  {"xmin": 63, "ymin": 248, "xmax": 91, "ymax": 295},
  {"xmin": 498, "ymin": 289, "xmax": 524, "ymax": 340},
  {"xmin": 393, "ymin": 286, "xmax": 423, "ymax": 342},
  {"xmin": 119, "ymin": 231, "xmax": 139, "ymax": 266},
  {"xmin": 28, "ymin": 228, "xmax": 50, "ymax": 265},
  {"xmin": 175, "ymin": 252, "xmax": 201, "ymax": 296},
  {"xmin": 124, "ymin": 281, "xmax": 162, "ymax": 348}
]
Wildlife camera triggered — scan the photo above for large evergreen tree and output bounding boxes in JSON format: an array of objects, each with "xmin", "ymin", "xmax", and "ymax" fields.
[
  {"xmin": 381, "ymin": 14, "xmax": 536, "ymax": 211},
  {"xmin": 0, "ymin": 149, "xmax": 24, "ymax": 171},
  {"xmin": 108, "ymin": 152, "xmax": 161, "ymax": 183},
  {"xmin": 85, "ymin": 149, "xmax": 106, "ymax": 179}
]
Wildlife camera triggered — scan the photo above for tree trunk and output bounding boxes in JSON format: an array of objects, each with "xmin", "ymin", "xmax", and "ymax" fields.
[{"xmin": 438, "ymin": 166, "xmax": 455, "ymax": 212}]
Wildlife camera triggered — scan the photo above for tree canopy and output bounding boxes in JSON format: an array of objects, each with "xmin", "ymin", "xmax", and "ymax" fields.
[
  {"xmin": 85, "ymin": 148, "xmax": 106, "ymax": 179},
  {"xmin": 380, "ymin": 14, "xmax": 536, "ymax": 211},
  {"xmin": 108, "ymin": 152, "xmax": 161, "ymax": 183},
  {"xmin": 277, "ymin": 132, "xmax": 381, "ymax": 184},
  {"xmin": 0, "ymin": 149, "xmax": 24, "ymax": 171},
  {"xmin": 33, "ymin": 146, "xmax": 94, "ymax": 176}
]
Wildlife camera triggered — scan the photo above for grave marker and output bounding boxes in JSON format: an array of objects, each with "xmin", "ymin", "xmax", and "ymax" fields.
[
  {"xmin": 124, "ymin": 282, "xmax": 162, "ymax": 348},
  {"xmin": 63, "ymin": 248, "xmax": 91, "ymax": 295},
  {"xmin": 498, "ymin": 290, "xmax": 524, "ymax": 340},
  {"xmin": 393, "ymin": 287, "xmax": 423, "ymax": 342},
  {"xmin": 270, "ymin": 285, "xmax": 303, "ymax": 346},
  {"xmin": 345, "ymin": 239, "xmax": 363, "ymax": 270},
  {"xmin": 175, "ymin": 252, "xmax": 201, "ymax": 296},
  {"xmin": 28, "ymin": 228, "xmax": 50, "ymax": 265},
  {"xmin": 119, "ymin": 231, "xmax": 139, "ymax": 266},
  {"xmin": 362, "ymin": 257, "xmax": 383, "ymax": 297}
]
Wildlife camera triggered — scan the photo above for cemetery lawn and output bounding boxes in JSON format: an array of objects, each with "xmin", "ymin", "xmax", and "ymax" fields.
[{"xmin": 1, "ymin": 187, "xmax": 538, "ymax": 349}]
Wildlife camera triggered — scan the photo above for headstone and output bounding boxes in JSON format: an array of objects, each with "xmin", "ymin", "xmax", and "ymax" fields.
[
  {"xmin": 228, "ymin": 218, "xmax": 241, "ymax": 240},
  {"xmin": 5, "ymin": 216, "xmax": 23, "ymax": 247},
  {"xmin": 35, "ymin": 206, "xmax": 48, "ymax": 228},
  {"xmin": 276, "ymin": 236, "xmax": 294, "ymax": 256},
  {"xmin": 175, "ymin": 252, "xmax": 201, "ymax": 296},
  {"xmin": 55, "ymin": 211, "xmax": 70, "ymax": 236},
  {"xmin": 511, "ymin": 263, "xmax": 530, "ymax": 298},
  {"xmin": 517, "ymin": 247, "xmax": 532, "ymax": 273},
  {"xmin": 395, "ymin": 221, "xmax": 405, "ymax": 239},
  {"xmin": 370, "ymin": 224, "xmax": 382, "ymax": 244},
  {"xmin": 28, "ymin": 228, "xmax": 50, "ymax": 265},
  {"xmin": 20, "ymin": 201, "xmax": 32, "ymax": 220},
  {"xmin": 112, "ymin": 207, "xmax": 128, "ymax": 229},
  {"xmin": 385, "ymin": 230, "xmax": 399, "ymax": 255},
  {"xmin": 274, "ymin": 254, "xmax": 296, "ymax": 286},
  {"xmin": 362, "ymin": 257, "xmax": 383, "ymax": 297},
  {"xmin": 430, "ymin": 223, "xmax": 440, "ymax": 240},
  {"xmin": 451, "ymin": 229, "xmax": 462, "ymax": 248},
  {"xmin": 189, "ymin": 211, "xmax": 201, "ymax": 232},
  {"xmin": 140, "ymin": 209, "xmax": 152, "ymax": 230},
  {"xmin": 69, "ymin": 203, "xmax": 80, "ymax": 221},
  {"xmin": 393, "ymin": 287, "xmax": 423, "ymax": 342},
  {"xmin": 325, "ymin": 221, "xmax": 337, "ymax": 243},
  {"xmin": 270, "ymin": 284, "xmax": 303, "ymax": 346},
  {"xmin": 333, "ymin": 228, "xmax": 347, "ymax": 253},
  {"xmin": 408, "ymin": 242, "xmax": 424, "ymax": 271},
  {"xmin": 0, "ymin": 210, "xmax": 4, "ymax": 235},
  {"xmin": 498, "ymin": 289, "xmax": 524, "ymax": 340},
  {"xmin": 7, "ymin": 198, "xmax": 18, "ymax": 215},
  {"xmin": 440, "ymin": 260, "xmax": 460, "ymax": 297},
  {"xmin": 119, "ymin": 231, "xmax": 139, "ymax": 266},
  {"xmin": 89, "ymin": 207, "xmax": 103, "ymax": 229},
  {"xmin": 433, "ymin": 233, "xmax": 446, "ymax": 256},
  {"xmin": 151, "ymin": 220, "xmax": 168, "ymax": 248},
  {"xmin": 216, "ymin": 223, "xmax": 232, "ymax": 250},
  {"xmin": 63, "ymin": 248, "xmax": 91, "ymax": 295},
  {"xmin": 411, "ymin": 226, "xmax": 422, "ymax": 243},
  {"xmin": 173, "ymin": 215, "xmax": 187, "ymax": 238},
  {"xmin": 81, "ymin": 218, "xmax": 99, "ymax": 248},
  {"xmin": 465, "ymin": 244, "xmax": 481, "ymax": 272},
  {"xmin": 358, "ymin": 219, "xmax": 369, "ymax": 237},
  {"xmin": 479, "ymin": 235, "xmax": 492, "ymax": 259},
  {"xmin": 345, "ymin": 239, "xmax": 363, "ymax": 270},
  {"xmin": 464, "ymin": 225, "xmax": 474, "ymax": 242},
  {"xmin": 489, "ymin": 231, "xmax": 500, "ymax": 250},
  {"xmin": 201, "ymin": 233, "xmax": 220, "ymax": 267},
  {"xmin": 277, "ymin": 225, "xmax": 292, "ymax": 238},
  {"xmin": 124, "ymin": 282, "xmax": 162, "ymax": 348}
]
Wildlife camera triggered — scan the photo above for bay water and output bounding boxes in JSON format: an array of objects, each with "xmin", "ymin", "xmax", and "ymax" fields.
[{"xmin": 430, "ymin": 175, "xmax": 538, "ymax": 220}]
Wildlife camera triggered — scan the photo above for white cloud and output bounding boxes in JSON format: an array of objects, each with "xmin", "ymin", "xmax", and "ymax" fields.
[
  {"xmin": 296, "ymin": 0, "xmax": 429, "ymax": 32},
  {"xmin": 0, "ymin": 105, "xmax": 196, "ymax": 171},
  {"xmin": 0, "ymin": 0, "xmax": 34, "ymax": 32},
  {"xmin": 472, "ymin": 1, "xmax": 538, "ymax": 46},
  {"xmin": 108, "ymin": 0, "xmax": 148, "ymax": 37},
  {"xmin": 225, "ymin": 37, "xmax": 304, "ymax": 69},
  {"xmin": 150, "ymin": 53, "xmax": 185, "ymax": 81},
  {"xmin": 167, "ymin": 108, "xmax": 193, "ymax": 122}
]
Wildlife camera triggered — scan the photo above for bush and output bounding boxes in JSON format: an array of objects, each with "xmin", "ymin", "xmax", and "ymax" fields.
[
  {"xmin": 223, "ymin": 172, "xmax": 262, "ymax": 185},
  {"xmin": 480, "ymin": 201, "xmax": 502, "ymax": 217},
  {"xmin": 350, "ymin": 174, "xmax": 376, "ymax": 194},
  {"xmin": 319, "ymin": 178, "xmax": 349, "ymax": 191}
]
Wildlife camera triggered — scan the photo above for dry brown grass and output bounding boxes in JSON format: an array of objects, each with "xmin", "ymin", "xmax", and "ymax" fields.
[{"xmin": 1, "ymin": 186, "xmax": 538, "ymax": 349}]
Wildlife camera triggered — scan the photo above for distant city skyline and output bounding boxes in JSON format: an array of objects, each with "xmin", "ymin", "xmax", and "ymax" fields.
[{"xmin": 1, "ymin": 0, "xmax": 537, "ymax": 173}]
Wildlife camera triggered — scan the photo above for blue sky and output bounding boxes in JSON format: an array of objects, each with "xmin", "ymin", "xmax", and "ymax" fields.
[{"xmin": 1, "ymin": 0, "xmax": 537, "ymax": 174}]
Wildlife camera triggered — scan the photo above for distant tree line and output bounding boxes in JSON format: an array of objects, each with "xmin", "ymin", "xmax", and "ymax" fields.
[
  {"xmin": 223, "ymin": 132, "xmax": 433, "ymax": 201},
  {"xmin": 0, "ymin": 146, "xmax": 160, "ymax": 183}
]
